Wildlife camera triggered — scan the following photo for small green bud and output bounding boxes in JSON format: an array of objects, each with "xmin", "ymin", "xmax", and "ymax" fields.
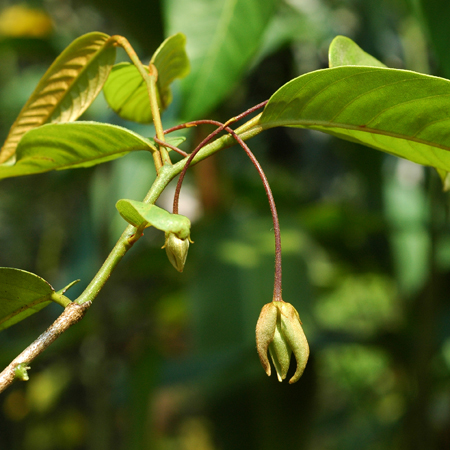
[
  {"xmin": 14, "ymin": 362, "xmax": 31, "ymax": 381},
  {"xmin": 164, "ymin": 232, "xmax": 190, "ymax": 272},
  {"xmin": 256, "ymin": 300, "xmax": 309, "ymax": 384}
]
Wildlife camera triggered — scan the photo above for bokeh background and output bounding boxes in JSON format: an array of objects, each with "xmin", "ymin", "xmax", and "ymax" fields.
[{"xmin": 1, "ymin": 0, "xmax": 450, "ymax": 448}]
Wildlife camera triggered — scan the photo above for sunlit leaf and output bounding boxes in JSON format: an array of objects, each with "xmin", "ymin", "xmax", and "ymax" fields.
[
  {"xmin": 0, "ymin": 122, "xmax": 154, "ymax": 179},
  {"xmin": 0, "ymin": 268, "xmax": 58, "ymax": 330},
  {"xmin": 165, "ymin": 0, "xmax": 277, "ymax": 119},
  {"xmin": 0, "ymin": 32, "xmax": 116, "ymax": 164},
  {"xmin": 116, "ymin": 199, "xmax": 191, "ymax": 238},
  {"xmin": 328, "ymin": 37, "xmax": 450, "ymax": 188},
  {"xmin": 103, "ymin": 63, "xmax": 152, "ymax": 123},
  {"xmin": 328, "ymin": 35, "xmax": 386, "ymax": 68},
  {"xmin": 151, "ymin": 32, "xmax": 190, "ymax": 109},
  {"xmin": 260, "ymin": 66, "xmax": 450, "ymax": 173},
  {"xmin": 103, "ymin": 33, "xmax": 189, "ymax": 123}
]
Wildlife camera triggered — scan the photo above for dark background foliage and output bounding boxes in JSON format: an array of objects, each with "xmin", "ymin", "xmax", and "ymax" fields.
[{"xmin": 1, "ymin": 0, "xmax": 450, "ymax": 449}]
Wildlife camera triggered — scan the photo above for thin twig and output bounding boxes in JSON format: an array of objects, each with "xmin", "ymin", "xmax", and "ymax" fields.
[
  {"xmin": 153, "ymin": 137, "xmax": 188, "ymax": 157},
  {"xmin": 0, "ymin": 302, "xmax": 91, "ymax": 393},
  {"xmin": 0, "ymin": 103, "xmax": 268, "ymax": 393},
  {"xmin": 170, "ymin": 100, "xmax": 268, "ymax": 214}
]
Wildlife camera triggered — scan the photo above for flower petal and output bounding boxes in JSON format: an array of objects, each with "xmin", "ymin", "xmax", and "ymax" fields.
[
  {"xmin": 269, "ymin": 321, "xmax": 291, "ymax": 381},
  {"xmin": 256, "ymin": 302, "xmax": 278, "ymax": 377},
  {"xmin": 279, "ymin": 303, "xmax": 310, "ymax": 384}
]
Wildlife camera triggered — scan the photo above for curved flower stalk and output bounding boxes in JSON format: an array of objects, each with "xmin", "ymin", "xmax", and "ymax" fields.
[{"xmin": 163, "ymin": 102, "xmax": 310, "ymax": 383}]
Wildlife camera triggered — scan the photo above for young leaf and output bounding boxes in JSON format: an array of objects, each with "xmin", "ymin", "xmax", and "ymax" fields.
[
  {"xmin": 151, "ymin": 32, "xmax": 190, "ymax": 110},
  {"xmin": 103, "ymin": 33, "xmax": 189, "ymax": 123},
  {"xmin": 0, "ymin": 268, "xmax": 61, "ymax": 331},
  {"xmin": 116, "ymin": 199, "xmax": 191, "ymax": 239},
  {"xmin": 102, "ymin": 63, "xmax": 152, "ymax": 123},
  {"xmin": 0, "ymin": 122, "xmax": 155, "ymax": 180},
  {"xmin": 0, "ymin": 32, "xmax": 116, "ymax": 165},
  {"xmin": 165, "ymin": 0, "xmax": 277, "ymax": 120},
  {"xmin": 260, "ymin": 66, "xmax": 450, "ymax": 173},
  {"xmin": 328, "ymin": 35, "xmax": 386, "ymax": 68}
]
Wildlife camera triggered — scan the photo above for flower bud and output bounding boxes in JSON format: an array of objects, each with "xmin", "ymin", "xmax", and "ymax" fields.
[
  {"xmin": 164, "ymin": 232, "xmax": 190, "ymax": 272},
  {"xmin": 256, "ymin": 300, "xmax": 309, "ymax": 384}
]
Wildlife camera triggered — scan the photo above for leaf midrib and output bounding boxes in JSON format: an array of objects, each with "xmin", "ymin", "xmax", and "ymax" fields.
[{"xmin": 260, "ymin": 120, "xmax": 450, "ymax": 153}]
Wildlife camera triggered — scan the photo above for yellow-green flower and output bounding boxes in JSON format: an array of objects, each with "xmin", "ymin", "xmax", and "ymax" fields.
[{"xmin": 256, "ymin": 300, "xmax": 309, "ymax": 384}]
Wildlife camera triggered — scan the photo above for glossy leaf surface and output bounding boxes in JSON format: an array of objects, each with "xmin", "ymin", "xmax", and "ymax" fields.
[
  {"xmin": 165, "ymin": 0, "xmax": 277, "ymax": 119},
  {"xmin": 0, "ymin": 122, "xmax": 154, "ymax": 179},
  {"xmin": 0, "ymin": 32, "xmax": 116, "ymax": 164},
  {"xmin": 116, "ymin": 199, "xmax": 191, "ymax": 239},
  {"xmin": 103, "ymin": 33, "xmax": 189, "ymax": 123},
  {"xmin": 0, "ymin": 268, "xmax": 55, "ymax": 331},
  {"xmin": 260, "ymin": 66, "xmax": 450, "ymax": 172},
  {"xmin": 328, "ymin": 35, "xmax": 386, "ymax": 68}
]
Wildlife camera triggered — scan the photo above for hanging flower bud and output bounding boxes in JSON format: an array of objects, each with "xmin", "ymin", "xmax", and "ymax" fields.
[
  {"xmin": 164, "ymin": 232, "xmax": 190, "ymax": 272},
  {"xmin": 256, "ymin": 300, "xmax": 309, "ymax": 384}
]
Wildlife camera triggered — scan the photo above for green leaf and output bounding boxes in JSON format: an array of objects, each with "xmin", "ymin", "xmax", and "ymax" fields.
[
  {"xmin": 103, "ymin": 33, "xmax": 189, "ymax": 123},
  {"xmin": 0, "ymin": 268, "xmax": 59, "ymax": 331},
  {"xmin": 116, "ymin": 199, "xmax": 191, "ymax": 239},
  {"xmin": 0, "ymin": 122, "xmax": 155, "ymax": 180},
  {"xmin": 328, "ymin": 36, "xmax": 450, "ymax": 189},
  {"xmin": 151, "ymin": 32, "xmax": 190, "ymax": 110},
  {"xmin": 165, "ymin": 0, "xmax": 277, "ymax": 119},
  {"xmin": 0, "ymin": 32, "xmax": 116, "ymax": 164},
  {"xmin": 260, "ymin": 66, "xmax": 450, "ymax": 173},
  {"xmin": 328, "ymin": 35, "xmax": 386, "ymax": 68},
  {"xmin": 102, "ymin": 63, "xmax": 152, "ymax": 123}
]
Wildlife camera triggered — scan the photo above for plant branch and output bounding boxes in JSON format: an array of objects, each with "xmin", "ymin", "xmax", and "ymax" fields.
[
  {"xmin": 0, "ymin": 111, "xmax": 265, "ymax": 393},
  {"xmin": 153, "ymin": 137, "xmax": 188, "ymax": 157},
  {"xmin": 148, "ymin": 64, "xmax": 171, "ymax": 166},
  {"xmin": 0, "ymin": 302, "xmax": 91, "ymax": 393},
  {"xmin": 112, "ymin": 36, "xmax": 166, "ymax": 171}
]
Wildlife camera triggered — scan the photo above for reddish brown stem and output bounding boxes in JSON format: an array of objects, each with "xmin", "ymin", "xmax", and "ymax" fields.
[
  {"xmin": 164, "ymin": 100, "xmax": 268, "ymax": 136},
  {"xmin": 153, "ymin": 137, "xmax": 188, "ymax": 157},
  {"xmin": 171, "ymin": 100, "xmax": 268, "ymax": 214},
  {"xmin": 173, "ymin": 114, "xmax": 282, "ymax": 300}
]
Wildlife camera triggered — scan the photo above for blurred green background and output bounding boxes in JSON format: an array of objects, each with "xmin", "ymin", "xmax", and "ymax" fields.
[{"xmin": 1, "ymin": 0, "xmax": 450, "ymax": 448}]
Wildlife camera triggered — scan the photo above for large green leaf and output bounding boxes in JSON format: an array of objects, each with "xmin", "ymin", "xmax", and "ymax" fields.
[
  {"xmin": 0, "ymin": 32, "xmax": 116, "ymax": 164},
  {"xmin": 260, "ymin": 66, "xmax": 450, "ymax": 173},
  {"xmin": 328, "ymin": 36, "xmax": 450, "ymax": 187},
  {"xmin": 0, "ymin": 268, "xmax": 61, "ymax": 331},
  {"xmin": 0, "ymin": 122, "xmax": 154, "ymax": 179},
  {"xmin": 165, "ymin": 0, "xmax": 277, "ymax": 120},
  {"xmin": 103, "ymin": 33, "xmax": 189, "ymax": 124},
  {"xmin": 116, "ymin": 199, "xmax": 191, "ymax": 239},
  {"xmin": 328, "ymin": 35, "xmax": 386, "ymax": 68}
]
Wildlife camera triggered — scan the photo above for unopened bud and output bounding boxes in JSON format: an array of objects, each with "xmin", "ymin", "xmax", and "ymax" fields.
[
  {"xmin": 164, "ymin": 232, "xmax": 190, "ymax": 272},
  {"xmin": 14, "ymin": 362, "xmax": 31, "ymax": 381},
  {"xmin": 256, "ymin": 300, "xmax": 309, "ymax": 384}
]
